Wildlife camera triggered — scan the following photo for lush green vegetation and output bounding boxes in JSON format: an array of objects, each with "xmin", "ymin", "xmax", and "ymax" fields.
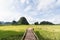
[
  {"xmin": 0, "ymin": 25, "xmax": 60, "ymax": 40},
  {"xmin": 0, "ymin": 25, "xmax": 29, "ymax": 40},
  {"xmin": 34, "ymin": 25, "xmax": 60, "ymax": 40}
]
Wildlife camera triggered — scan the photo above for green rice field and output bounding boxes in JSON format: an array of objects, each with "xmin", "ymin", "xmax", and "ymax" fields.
[{"xmin": 0, "ymin": 25, "xmax": 60, "ymax": 40}]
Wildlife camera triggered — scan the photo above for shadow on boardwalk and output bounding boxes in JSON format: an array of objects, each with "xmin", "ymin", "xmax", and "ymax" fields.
[{"xmin": 35, "ymin": 31, "xmax": 51, "ymax": 40}]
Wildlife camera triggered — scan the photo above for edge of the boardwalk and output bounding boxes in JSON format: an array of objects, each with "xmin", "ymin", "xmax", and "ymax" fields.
[
  {"xmin": 21, "ymin": 30, "xmax": 27, "ymax": 40},
  {"xmin": 33, "ymin": 30, "xmax": 39, "ymax": 40},
  {"xmin": 21, "ymin": 28, "xmax": 39, "ymax": 40}
]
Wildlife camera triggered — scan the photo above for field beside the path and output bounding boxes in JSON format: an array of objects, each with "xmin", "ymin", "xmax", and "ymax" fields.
[
  {"xmin": 0, "ymin": 25, "xmax": 60, "ymax": 40},
  {"xmin": 34, "ymin": 25, "xmax": 60, "ymax": 40}
]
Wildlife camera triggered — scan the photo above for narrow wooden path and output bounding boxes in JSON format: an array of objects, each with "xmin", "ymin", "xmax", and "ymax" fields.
[{"xmin": 21, "ymin": 28, "xmax": 39, "ymax": 40}]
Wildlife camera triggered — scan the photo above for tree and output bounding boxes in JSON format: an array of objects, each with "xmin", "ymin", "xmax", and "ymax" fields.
[
  {"xmin": 34, "ymin": 22, "xmax": 39, "ymax": 25},
  {"xmin": 12, "ymin": 20, "xmax": 17, "ymax": 25},
  {"xmin": 40, "ymin": 21, "xmax": 54, "ymax": 25},
  {"xmin": 0, "ymin": 22, "xmax": 2, "ymax": 25},
  {"xmin": 18, "ymin": 17, "xmax": 29, "ymax": 25}
]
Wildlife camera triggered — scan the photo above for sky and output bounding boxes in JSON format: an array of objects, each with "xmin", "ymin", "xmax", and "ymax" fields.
[{"xmin": 0, "ymin": 0, "xmax": 60, "ymax": 24}]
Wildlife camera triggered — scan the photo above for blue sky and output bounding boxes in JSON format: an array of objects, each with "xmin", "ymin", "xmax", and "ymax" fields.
[{"xmin": 0, "ymin": 0, "xmax": 60, "ymax": 24}]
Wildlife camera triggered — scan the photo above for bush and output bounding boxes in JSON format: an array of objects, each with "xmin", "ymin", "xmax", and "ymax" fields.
[
  {"xmin": 40, "ymin": 21, "xmax": 54, "ymax": 25},
  {"xmin": 12, "ymin": 20, "xmax": 17, "ymax": 25},
  {"xmin": 34, "ymin": 22, "xmax": 39, "ymax": 25}
]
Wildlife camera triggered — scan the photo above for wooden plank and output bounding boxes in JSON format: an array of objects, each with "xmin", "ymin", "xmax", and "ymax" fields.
[{"xmin": 21, "ymin": 28, "xmax": 39, "ymax": 40}]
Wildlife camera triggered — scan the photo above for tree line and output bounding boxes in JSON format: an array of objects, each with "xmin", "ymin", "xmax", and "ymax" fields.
[
  {"xmin": 11, "ymin": 17, "xmax": 54, "ymax": 25},
  {"xmin": 0, "ymin": 17, "xmax": 54, "ymax": 25}
]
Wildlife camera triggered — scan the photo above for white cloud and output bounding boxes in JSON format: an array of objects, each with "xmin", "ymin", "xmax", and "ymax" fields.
[
  {"xmin": 0, "ymin": 0, "xmax": 22, "ymax": 22},
  {"xmin": 0, "ymin": 10, "xmax": 21, "ymax": 22},
  {"xmin": 37, "ymin": 0, "xmax": 56, "ymax": 10},
  {"xmin": 24, "ymin": 5, "xmax": 32, "ymax": 12},
  {"xmin": 20, "ymin": 0, "xmax": 26, "ymax": 3},
  {"xmin": 0, "ymin": 0, "xmax": 60, "ymax": 24}
]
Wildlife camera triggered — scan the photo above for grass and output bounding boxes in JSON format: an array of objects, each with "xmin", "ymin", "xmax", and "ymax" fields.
[
  {"xmin": 34, "ymin": 25, "xmax": 60, "ymax": 40},
  {"xmin": 0, "ymin": 25, "xmax": 29, "ymax": 40},
  {"xmin": 0, "ymin": 31, "xmax": 24, "ymax": 40},
  {"xmin": 0, "ymin": 25, "xmax": 60, "ymax": 40}
]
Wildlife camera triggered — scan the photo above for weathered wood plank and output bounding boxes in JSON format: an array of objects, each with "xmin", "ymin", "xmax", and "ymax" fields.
[{"xmin": 21, "ymin": 28, "xmax": 39, "ymax": 40}]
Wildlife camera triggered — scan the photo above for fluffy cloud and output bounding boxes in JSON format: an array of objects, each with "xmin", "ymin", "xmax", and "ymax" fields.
[
  {"xmin": 20, "ymin": 0, "xmax": 26, "ymax": 3},
  {"xmin": 0, "ymin": 0, "xmax": 60, "ymax": 24},
  {"xmin": 0, "ymin": 0, "xmax": 22, "ymax": 22},
  {"xmin": 37, "ymin": 0, "xmax": 56, "ymax": 10}
]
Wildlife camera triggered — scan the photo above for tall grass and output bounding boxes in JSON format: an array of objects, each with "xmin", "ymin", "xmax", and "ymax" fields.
[
  {"xmin": 0, "ymin": 25, "xmax": 60, "ymax": 40},
  {"xmin": 34, "ymin": 25, "xmax": 60, "ymax": 40},
  {"xmin": 0, "ymin": 25, "xmax": 29, "ymax": 40},
  {"xmin": 0, "ymin": 31, "xmax": 24, "ymax": 40}
]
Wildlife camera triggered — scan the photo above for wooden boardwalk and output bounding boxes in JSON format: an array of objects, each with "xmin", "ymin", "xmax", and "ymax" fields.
[{"xmin": 21, "ymin": 28, "xmax": 39, "ymax": 40}]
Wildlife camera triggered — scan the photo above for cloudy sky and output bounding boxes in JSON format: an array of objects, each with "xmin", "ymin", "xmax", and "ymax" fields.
[{"xmin": 0, "ymin": 0, "xmax": 60, "ymax": 24}]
